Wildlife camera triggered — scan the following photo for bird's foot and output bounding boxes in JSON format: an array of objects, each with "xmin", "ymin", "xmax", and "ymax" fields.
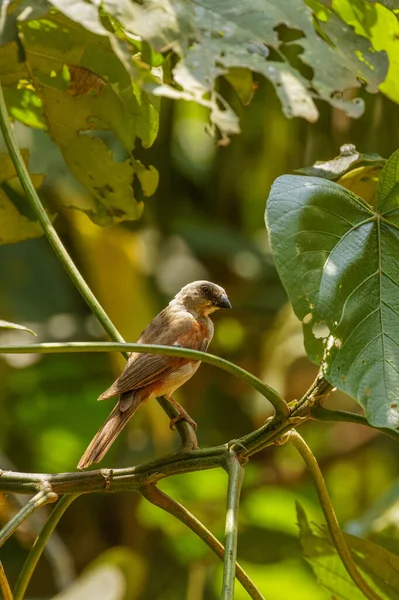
[{"xmin": 169, "ymin": 411, "xmax": 198, "ymax": 431}]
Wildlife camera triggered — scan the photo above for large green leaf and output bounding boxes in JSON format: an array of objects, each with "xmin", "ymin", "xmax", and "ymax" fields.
[
  {"xmin": 0, "ymin": 150, "xmax": 49, "ymax": 245},
  {"xmin": 297, "ymin": 502, "xmax": 399, "ymax": 600},
  {"xmin": 41, "ymin": 0, "xmax": 389, "ymax": 140},
  {"xmin": 266, "ymin": 149, "xmax": 399, "ymax": 429},
  {"xmin": 15, "ymin": 12, "xmax": 160, "ymax": 225},
  {"xmin": 0, "ymin": 7, "xmax": 160, "ymax": 226}
]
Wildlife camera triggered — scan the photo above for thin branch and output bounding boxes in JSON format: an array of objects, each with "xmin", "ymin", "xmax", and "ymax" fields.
[
  {"xmin": 0, "ymin": 82, "xmax": 127, "ymax": 355},
  {"xmin": 289, "ymin": 431, "xmax": 383, "ymax": 600},
  {"xmin": 140, "ymin": 484, "xmax": 265, "ymax": 600},
  {"xmin": 310, "ymin": 406, "xmax": 399, "ymax": 443},
  {"xmin": 0, "ymin": 489, "xmax": 58, "ymax": 547},
  {"xmin": 222, "ymin": 450, "xmax": 245, "ymax": 600},
  {"xmin": 0, "ymin": 343, "xmax": 289, "ymax": 418},
  {"xmin": 0, "ymin": 563, "xmax": 13, "ymax": 600},
  {"xmin": 0, "ymin": 451, "xmax": 75, "ymax": 590},
  {"xmin": 0, "ymin": 377, "xmax": 340, "ymax": 497},
  {"xmin": 13, "ymin": 495, "xmax": 80, "ymax": 600},
  {"xmin": 156, "ymin": 396, "xmax": 198, "ymax": 451}
]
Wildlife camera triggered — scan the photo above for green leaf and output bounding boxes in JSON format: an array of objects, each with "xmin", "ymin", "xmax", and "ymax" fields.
[
  {"xmin": 0, "ymin": 320, "xmax": 36, "ymax": 336},
  {"xmin": 297, "ymin": 502, "xmax": 399, "ymax": 600},
  {"xmin": 334, "ymin": 0, "xmax": 399, "ymax": 106},
  {"xmin": 266, "ymin": 149, "xmax": 399, "ymax": 429},
  {"xmin": 3, "ymin": 83, "xmax": 46, "ymax": 129},
  {"xmin": 12, "ymin": 11, "xmax": 160, "ymax": 225},
  {"xmin": 224, "ymin": 68, "xmax": 256, "ymax": 106},
  {"xmin": 0, "ymin": 150, "xmax": 48, "ymax": 245},
  {"xmin": 101, "ymin": 0, "xmax": 388, "ymax": 138}
]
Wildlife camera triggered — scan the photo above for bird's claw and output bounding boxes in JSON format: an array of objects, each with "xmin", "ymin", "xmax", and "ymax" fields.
[{"xmin": 169, "ymin": 412, "xmax": 198, "ymax": 431}]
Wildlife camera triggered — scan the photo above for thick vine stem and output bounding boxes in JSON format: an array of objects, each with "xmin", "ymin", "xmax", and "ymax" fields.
[
  {"xmin": 0, "ymin": 489, "xmax": 58, "ymax": 548},
  {"xmin": 140, "ymin": 484, "xmax": 265, "ymax": 600},
  {"xmin": 289, "ymin": 431, "xmax": 383, "ymax": 600},
  {"xmin": 293, "ymin": 374, "xmax": 333, "ymax": 412},
  {"xmin": 13, "ymin": 495, "xmax": 80, "ymax": 600},
  {"xmin": 310, "ymin": 406, "xmax": 399, "ymax": 443},
  {"xmin": 222, "ymin": 450, "xmax": 245, "ymax": 600},
  {"xmin": 0, "ymin": 563, "xmax": 13, "ymax": 600},
  {"xmin": 0, "ymin": 343, "xmax": 289, "ymax": 417}
]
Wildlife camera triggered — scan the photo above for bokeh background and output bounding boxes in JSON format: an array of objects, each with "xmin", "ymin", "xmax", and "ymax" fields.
[{"xmin": 2, "ymin": 78, "xmax": 399, "ymax": 599}]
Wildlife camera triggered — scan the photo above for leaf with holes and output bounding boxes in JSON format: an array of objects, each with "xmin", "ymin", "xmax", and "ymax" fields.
[
  {"xmin": 12, "ymin": 11, "xmax": 160, "ymax": 225},
  {"xmin": 266, "ymin": 149, "xmax": 399, "ymax": 429}
]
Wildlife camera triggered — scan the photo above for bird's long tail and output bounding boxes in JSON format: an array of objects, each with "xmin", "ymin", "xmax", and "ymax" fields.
[{"xmin": 77, "ymin": 392, "xmax": 141, "ymax": 469}]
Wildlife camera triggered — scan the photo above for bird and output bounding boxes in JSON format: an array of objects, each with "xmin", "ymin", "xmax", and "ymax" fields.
[{"xmin": 77, "ymin": 281, "xmax": 232, "ymax": 469}]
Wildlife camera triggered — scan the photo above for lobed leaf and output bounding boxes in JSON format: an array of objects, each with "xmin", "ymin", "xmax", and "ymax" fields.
[
  {"xmin": 51, "ymin": 0, "xmax": 389, "ymax": 138},
  {"xmin": 266, "ymin": 149, "xmax": 399, "ymax": 429}
]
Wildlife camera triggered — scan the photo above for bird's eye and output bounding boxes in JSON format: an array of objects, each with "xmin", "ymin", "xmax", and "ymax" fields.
[{"xmin": 201, "ymin": 285, "xmax": 210, "ymax": 294}]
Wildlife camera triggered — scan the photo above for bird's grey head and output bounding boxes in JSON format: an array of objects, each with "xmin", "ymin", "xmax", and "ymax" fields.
[{"xmin": 172, "ymin": 281, "xmax": 232, "ymax": 315}]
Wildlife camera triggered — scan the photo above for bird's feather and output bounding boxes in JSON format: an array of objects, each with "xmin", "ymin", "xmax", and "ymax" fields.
[{"xmin": 98, "ymin": 309, "xmax": 211, "ymax": 400}]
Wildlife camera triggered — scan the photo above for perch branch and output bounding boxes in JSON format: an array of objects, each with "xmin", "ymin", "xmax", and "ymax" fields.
[{"xmin": 0, "ymin": 343, "xmax": 289, "ymax": 417}]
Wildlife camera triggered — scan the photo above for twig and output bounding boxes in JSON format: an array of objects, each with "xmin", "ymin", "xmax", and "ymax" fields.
[
  {"xmin": 13, "ymin": 495, "xmax": 80, "ymax": 600},
  {"xmin": 310, "ymin": 406, "xmax": 399, "ymax": 443},
  {"xmin": 222, "ymin": 450, "xmax": 245, "ymax": 600},
  {"xmin": 0, "ymin": 451, "xmax": 75, "ymax": 591},
  {"xmin": 140, "ymin": 484, "xmax": 265, "ymax": 600},
  {"xmin": 0, "ymin": 82, "xmax": 127, "ymax": 356},
  {"xmin": 0, "ymin": 343, "xmax": 289, "ymax": 418},
  {"xmin": 0, "ymin": 563, "xmax": 13, "ymax": 600},
  {"xmin": 289, "ymin": 431, "xmax": 383, "ymax": 600},
  {"xmin": 0, "ymin": 489, "xmax": 58, "ymax": 547},
  {"xmin": 156, "ymin": 396, "xmax": 198, "ymax": 451}
]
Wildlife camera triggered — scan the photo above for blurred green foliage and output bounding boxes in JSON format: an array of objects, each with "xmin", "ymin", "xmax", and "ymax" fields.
[{"xmin": 3, "ymin": 1, "xmax": 399, "ymax": 599}]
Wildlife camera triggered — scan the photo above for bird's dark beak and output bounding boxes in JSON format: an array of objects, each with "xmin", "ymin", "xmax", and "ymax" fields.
[{"xmin": 216, "ymin": 295, "xmax": 232, "ymax": 309}]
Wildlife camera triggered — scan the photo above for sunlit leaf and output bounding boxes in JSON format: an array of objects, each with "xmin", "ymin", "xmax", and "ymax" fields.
[
  {"xmin": 297, "ymin": 502, "xmax": 399, "ymax": 600},
  {"xmin": 334, "ymin": 0, "xmax": 399, "ymax": 105},
  {"xmin": 3, "ymin": 84, "xmax": 46, "ymax": 129},
  {"xmin": 266, "ymin": 149, "xmax": 399, "ymax": 428},
  {"xmin": 15, "ymin": 11, "xmax": 160, "ymax": 225},
  {"xmin": 100, "ymin": 0, "xmax": 388, "ymax": 138},
  {"xmin": 0, "ymin": 320, "xmax": 36, "ymax": 336}
]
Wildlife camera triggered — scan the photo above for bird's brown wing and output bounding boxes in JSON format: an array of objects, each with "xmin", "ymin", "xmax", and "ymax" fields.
[{"xmin": 99, "ymin": 309, "xmax": 209, "ymax": 400}]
